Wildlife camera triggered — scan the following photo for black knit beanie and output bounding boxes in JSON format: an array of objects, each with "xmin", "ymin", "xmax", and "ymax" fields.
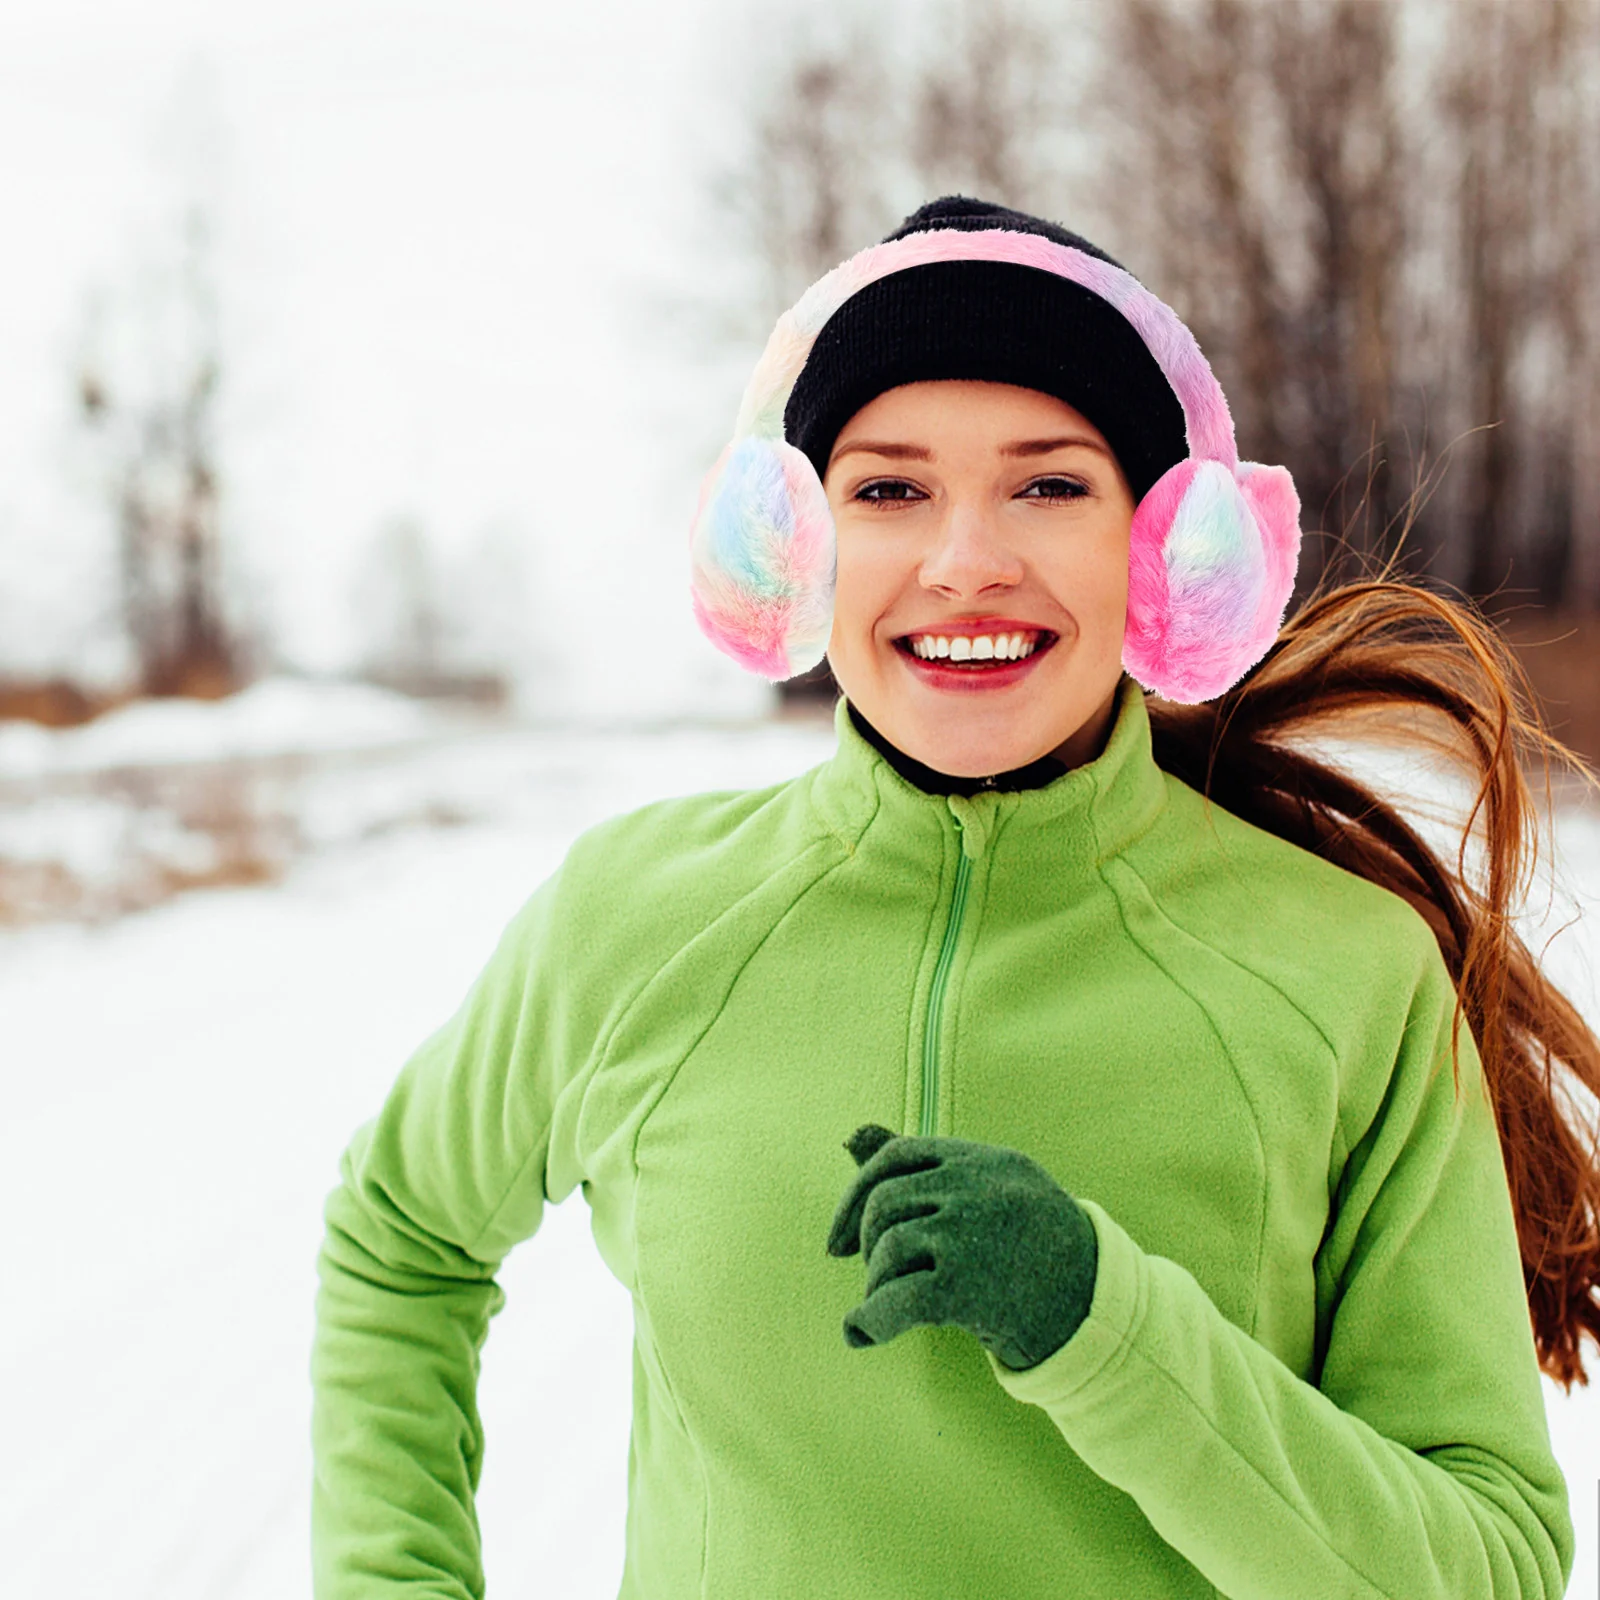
[{"xmin": 782, "ymin": 196, "xmax": 1189, "ymax": 503}]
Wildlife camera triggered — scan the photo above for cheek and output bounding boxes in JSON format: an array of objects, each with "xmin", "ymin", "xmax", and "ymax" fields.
[
  {"xmin": 1044, "ymin": 518, "xmax": 1131, "ymax": 628},
  {"xmin": 827, "ymin": 521, "xmax": 901, "ymax": 647}
]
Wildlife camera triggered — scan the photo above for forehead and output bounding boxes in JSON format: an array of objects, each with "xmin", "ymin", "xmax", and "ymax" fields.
[{"xmin": 836, "ymin": 380, "xmax": 1105, "ymax": 443}]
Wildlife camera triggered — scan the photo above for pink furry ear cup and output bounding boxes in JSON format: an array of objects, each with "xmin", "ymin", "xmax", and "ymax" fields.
[
  {"xmin": 1233, "ymin": 461, "xmax": 1302, "ymax": 644},
  {"xmin": 688, "ymin": 436, "xmax": 837, "ymax": 680},
  {"xmin": 1123, "ymin": 458, "xmax": 1302, "ymax": 703}
]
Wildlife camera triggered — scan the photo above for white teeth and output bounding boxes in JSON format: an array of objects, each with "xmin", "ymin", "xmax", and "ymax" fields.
[{"xmin": 906, "ymin": 631, "xmax": 1042, "ymax": 662}]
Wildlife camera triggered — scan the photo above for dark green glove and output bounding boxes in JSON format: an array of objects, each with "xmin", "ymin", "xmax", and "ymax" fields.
[{"xmin": 826, "ymin": 1123, "xmax": 1099, "ymax": 1372}]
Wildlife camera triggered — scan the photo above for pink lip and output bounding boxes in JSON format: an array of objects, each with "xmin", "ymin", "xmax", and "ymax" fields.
[{"xmin": 893, "ymin": 616, "xmax": 1055, "ymax": 640}]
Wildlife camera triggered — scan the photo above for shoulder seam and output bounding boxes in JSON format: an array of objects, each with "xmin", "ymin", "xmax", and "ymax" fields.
[
  {"xmin": 465, "ymin": 810, "xmax": 846, "ymax": 1260},
  {"xmin": 626, "ymin": 835, "xmax": 859, "ymax": 1172},
  {"xmin": 1117, "ymin": 853, "xmax": 1344, "ymax": 1067},
  {"xmin": 602, "ymin": 830, "xmax": 848, "ymax": 1085},
  {"xmin": 1097, "ymin": 856, "xmax": 1273, "ymax": 1338},
  {"xmin": 1113, "ymin": 851, "xmax": 1354, "ymax": 1194}
]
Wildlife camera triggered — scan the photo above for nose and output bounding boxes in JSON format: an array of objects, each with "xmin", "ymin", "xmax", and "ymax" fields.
[{"xmin": 916, "ymin": 498, "xmax": 1024, "ymax": 599}]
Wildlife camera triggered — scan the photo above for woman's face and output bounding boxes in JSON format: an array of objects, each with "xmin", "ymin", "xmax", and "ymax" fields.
[{"xmin": 822, "ymin": 380, "xmax": 1136, "ymax": 778}]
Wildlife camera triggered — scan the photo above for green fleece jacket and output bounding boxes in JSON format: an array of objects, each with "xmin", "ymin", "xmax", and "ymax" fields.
[{"xmin": 310, "ymin": 674, "xmax": 1574, "ymax": 1599}]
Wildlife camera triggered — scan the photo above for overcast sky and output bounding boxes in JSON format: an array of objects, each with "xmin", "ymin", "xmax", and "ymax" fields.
[{"xmin": 0, "ymin": 0, "xmax": 785, "ymax": 719}]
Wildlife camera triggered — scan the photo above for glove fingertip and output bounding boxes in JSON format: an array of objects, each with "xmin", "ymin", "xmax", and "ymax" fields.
[{"xmin": 845, "ymin": 1123, "xmax": 897, "ymax": 1165}]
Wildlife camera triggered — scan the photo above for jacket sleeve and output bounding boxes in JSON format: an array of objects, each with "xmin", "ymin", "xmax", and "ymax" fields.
[
  {"xmin": 983, "ymin": 936, "xmax": 1575, "ymax": 1600},
  {"xmin": 310, "ymin": 864, "xmax": 590, "ymax": 1598}
]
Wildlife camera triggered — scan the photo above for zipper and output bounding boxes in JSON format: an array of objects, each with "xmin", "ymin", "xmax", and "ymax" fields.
[{"xmin": 919, "ymin": 798, "xmax": 985, "ymax": 1137}]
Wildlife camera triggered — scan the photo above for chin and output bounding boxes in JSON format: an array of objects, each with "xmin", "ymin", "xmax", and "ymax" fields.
[{"xmin": 904, "ymin": 716, "xmax": 1053, "ymax": 777}]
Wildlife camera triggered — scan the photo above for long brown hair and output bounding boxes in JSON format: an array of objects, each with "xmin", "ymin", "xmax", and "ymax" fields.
[{"xmin": 1145, "ymin": 557, "xmax": 1600, "ymax": 1393}]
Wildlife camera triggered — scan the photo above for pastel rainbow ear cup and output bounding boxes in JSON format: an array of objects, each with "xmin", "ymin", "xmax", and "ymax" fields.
[
  {"xmin": 689, "ymin": 435, "xmax": 837, "ymax": 681},
  {"xmin": 1123, "ymin": 458, "xmax": 1302, "ymax": 704}
]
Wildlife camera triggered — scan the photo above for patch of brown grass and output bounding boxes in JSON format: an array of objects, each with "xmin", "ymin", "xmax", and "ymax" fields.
[{"xmin": 0, "ymin": 679, "xmax": 134, "ymax": 728}]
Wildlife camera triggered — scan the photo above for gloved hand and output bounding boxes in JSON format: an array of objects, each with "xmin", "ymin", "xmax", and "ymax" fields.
[{"xmin": 826, "ymin": 1123, "xmax": 1098, "ymax": 1372}]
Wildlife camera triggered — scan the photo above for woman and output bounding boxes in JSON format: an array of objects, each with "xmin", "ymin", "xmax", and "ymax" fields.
[{"xmin": 311, "ymin": 197, "xmax": 1599, "ymax": 1598}]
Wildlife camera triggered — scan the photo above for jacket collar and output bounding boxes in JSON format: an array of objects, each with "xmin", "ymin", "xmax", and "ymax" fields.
[{"xmin": 810, "ymin": 674, "xmax": 1168, "ymax": 875}]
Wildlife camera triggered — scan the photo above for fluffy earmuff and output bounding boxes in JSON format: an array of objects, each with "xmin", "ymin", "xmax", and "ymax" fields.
[
  {"xmin": 688, "ymin": 226, "xmax": 1302, "ymax": 704},
  {"xmin": 689, "ymin": 437, "xmax": 835, "ymax": 681},
  {"xmin": 1123, "ymin": 458, "xmax": 1302, "ymax": 704}
]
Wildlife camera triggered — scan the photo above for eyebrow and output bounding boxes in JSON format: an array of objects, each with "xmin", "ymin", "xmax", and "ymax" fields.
[
  {"xmin": 830, "ymin": 441, "xmax": 933, "ymax": 463},
  {"xmin": 1001, "ymin": 435, "xmax": 1114, "ymax": 460},
  {"xmin": 830, "ymin": 434, "xmax": 1112, "ymax": 464}
]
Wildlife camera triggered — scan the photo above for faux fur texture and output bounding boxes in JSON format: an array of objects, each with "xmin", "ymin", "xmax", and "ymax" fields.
[
  {"xmin": 689, "ymin": 225, "xmax": 1303, "ymax": 698},
  {"xmin": 690, "ymin": 436, "xmax": 835, "ymax": 679},
  {"xmin": 1123, "ymin": 458, "xmax": 1302, "ymax": 704}
]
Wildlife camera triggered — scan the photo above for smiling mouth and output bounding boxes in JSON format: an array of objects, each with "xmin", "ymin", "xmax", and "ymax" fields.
[{"xmin": 892, "ymin": 628, "xmax": 1059, "ymax": 666}]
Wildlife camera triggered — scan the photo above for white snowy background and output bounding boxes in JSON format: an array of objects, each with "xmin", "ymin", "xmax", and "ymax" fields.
[{"xmin": 2, "ymin": 0, "xmax": 1598, "ymax": 1596}]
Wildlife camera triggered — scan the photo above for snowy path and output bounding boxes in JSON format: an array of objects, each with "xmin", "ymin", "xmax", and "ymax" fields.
[{"xmin": 3, "ymin": 720, "xmax": 1597, "ymax": 1598}]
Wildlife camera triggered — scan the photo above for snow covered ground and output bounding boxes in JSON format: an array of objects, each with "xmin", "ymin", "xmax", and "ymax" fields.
[
  {"xmin": 2, "ymin": 700, "xmax": 1597, "ymax": 1598},
  {"xmin": 0, "ymin": 676, "xmax": 789, "ymax": 925}
]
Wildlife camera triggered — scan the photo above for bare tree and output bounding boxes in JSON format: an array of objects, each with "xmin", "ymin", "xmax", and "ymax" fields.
[
  {"xmin": 712, "ymin": 0, "xmax": 1077, "ymax": 332},
  {"xmin": 731, "ymin": 27, "xmax": 900, "ymax": 322},
  {"xmin": 1270, "ymin": 1, "xmax": 1405, "ymax": 567},
  {"xmin": 74, "ymin": 64, "xmax": 261, "ymax": 701},
  {"xmin": 1437, "ymin": 0, "xmax": 1600, "ymax": 605},
  {"xmin": 908, "ymin": 0, "xmax": 1067, "ymax": 206},
  {"xmin": 349, "ymin": 515, "xmax": 449, "ymax": 694},
  {"xmin": 78, "ymin": 195, "xmax": 247, "ymax": 699},
  {"xmin": 349, "ymin": 515, "xmax": 529, "ymax": 707}
]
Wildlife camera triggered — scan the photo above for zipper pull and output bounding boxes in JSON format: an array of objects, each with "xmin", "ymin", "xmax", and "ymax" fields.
[{"xmin": 946, "ymin": 793, "xmax": 991, "ymax": 860}]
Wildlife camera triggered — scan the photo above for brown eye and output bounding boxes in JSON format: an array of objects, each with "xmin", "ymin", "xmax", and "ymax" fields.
[
  {"xmin": 856, "ymin": 479, "xmax": 925, "ymax": 502},
  {"xmin": 1018, "ymin": 477, "xmax": 1089, "ymax": 502}
]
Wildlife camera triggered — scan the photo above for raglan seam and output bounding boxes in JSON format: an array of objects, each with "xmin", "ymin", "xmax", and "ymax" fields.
[
  {"xmin": 1096, "ymin": 855, "xmax": 1271, "ymax": 1339},
  {"xmin": 626, "ymin": 836, "xmax": 858, "ymax": 1166},
  {"xmin": 1116, "ymin": 848, "xmax": 1359, "ymax": 1211},
  {"xmin": 1140, "ymin": 775, "xmax": 1448, "ymax": 1170},
  {"xmin": 627, "ymin": 838, "xmax": 860, "ymax": 1600},
  {"xmin": 1117, "ymin": 844, "xmax": 1344, "ymax": 1068},
  {"xmin": 464, "ymin": 818, "xmax": 847, "ymax": 1261},
  {"xmin": 1102, "ymin": 859, "xmax": 1507, "ymax": 1598}
]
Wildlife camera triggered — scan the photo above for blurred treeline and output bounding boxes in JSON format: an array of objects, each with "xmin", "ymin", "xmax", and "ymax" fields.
[
  {"xmin": 0, "ymin": 63, "xmax": 533, "ymax": 731},
  {"xmin": 711, "ymin": 0, "xmax": 1600, "ymax": 741}
]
